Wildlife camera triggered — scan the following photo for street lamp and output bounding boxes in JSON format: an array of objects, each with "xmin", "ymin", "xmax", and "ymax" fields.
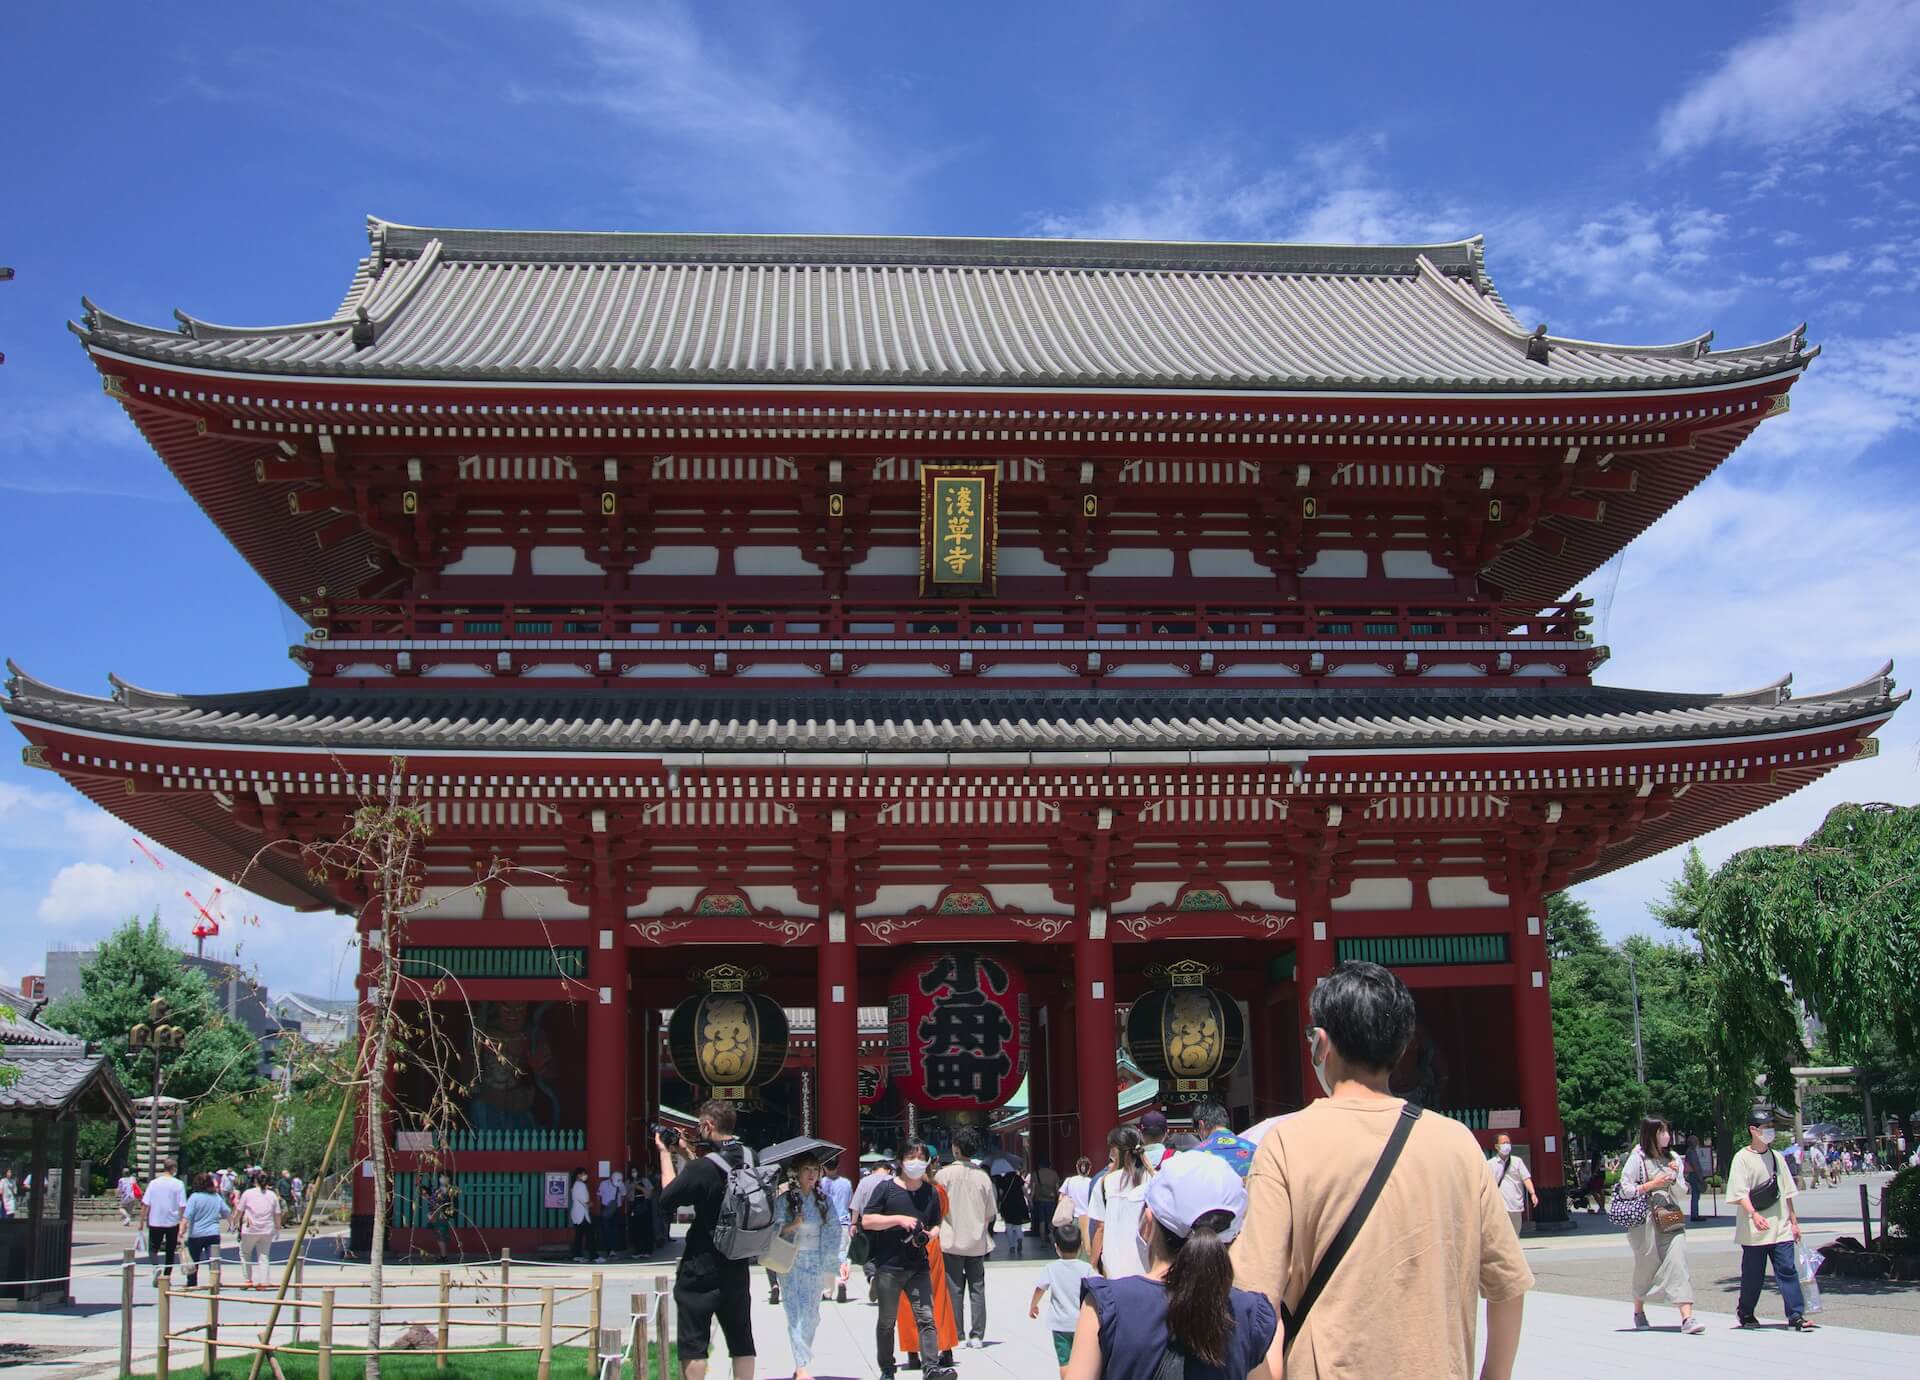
[{"xmin": 129, "ymin": 997, "xmax": 187, "ymax": 1182}]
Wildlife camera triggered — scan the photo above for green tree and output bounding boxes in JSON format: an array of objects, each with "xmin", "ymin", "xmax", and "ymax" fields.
[
  {"xmin": 1622, "ymin": 936, "xmax": 1714, "ymax": 1135},
  {"xmin": 43, "ymin": 915, "xmax": 260, "ymax": 1106},
  {"xmin": 1547, "ymin": 892, "xmax": 1644, "ymax": 1160}
]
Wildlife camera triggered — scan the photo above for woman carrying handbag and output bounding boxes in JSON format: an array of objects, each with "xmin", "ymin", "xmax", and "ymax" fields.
[
  {"xmin": 771, "ymin": 1154, "xmax": 841, "ymax": 1380},
  {"xmin": 1618, "ymin": 1116, "xmax": 1703, "ymax": 1334}
]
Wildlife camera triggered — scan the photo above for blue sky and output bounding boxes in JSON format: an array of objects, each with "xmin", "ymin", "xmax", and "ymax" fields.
[{"xmin": 2, "ymin": 0, "xmax": 1917, "ymax": 1001}]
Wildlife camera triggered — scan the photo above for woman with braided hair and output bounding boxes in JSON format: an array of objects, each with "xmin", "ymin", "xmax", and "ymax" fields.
[{"xmin": 771, "ymin": 1153, "xmax": 840, "ymax": 1380}]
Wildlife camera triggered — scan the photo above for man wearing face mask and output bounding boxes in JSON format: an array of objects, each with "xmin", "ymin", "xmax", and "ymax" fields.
[
  {"xmin": 1726, "ymin": 1106, "xmax": 1815, "ymax": 1331},
  {"xmin": 656, "ymin": 1101, "xmax": 758, "ymax": 1380},
  {"xmin": 1230, "ymin": 961, "xmax": 1533, "ymax": 1380},
  {"xmin": 1486, "ymin": 1134, "xmax": 1537, "ymax": 1238},
  {"xmin": 859, "ymin": 1142, "xmax": 953, "ymax": 1380}
]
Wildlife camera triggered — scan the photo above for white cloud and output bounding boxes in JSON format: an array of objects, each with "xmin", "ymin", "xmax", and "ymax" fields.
[
  {"xmin": 1029, "ymin": 136, "xmax": 1466, "ymax": 246},
  {"xmin": 1809, "ymin": 250, "xmax": 1856, "ymax": 272},
  {"xmin": 1490, "ymin": 203, "xmax": 1743, "ymax": 326},
  {"xmin": 1659, "ymin": 0, "xmax": 1920, "ymax": 157},
  {"xmin": 533, "ymin": 1, "xmax": 928, "ymax": 230},
  {"xmin": 1738, "ymin": 332, "xmax": 1920, "ymax": 463},
  {"xmin": 0, "ymin": 394, "xmax": 169, "ymax": 498}
]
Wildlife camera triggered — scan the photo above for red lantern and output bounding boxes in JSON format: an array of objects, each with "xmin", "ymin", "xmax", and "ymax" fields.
[
  {"xmin": 887, "ymin": 949, "xmax": 1029, "ymax": 1112},
  {"xmin": 856, "ymin": 1061, "xmax": 890, "ymax": 1106}
]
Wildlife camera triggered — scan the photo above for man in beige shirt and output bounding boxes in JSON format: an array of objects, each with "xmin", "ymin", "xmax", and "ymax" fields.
[
  {"xmin": 934, "ymin": 1129, "xmax": 998, "ymax": 1347},
  {"xmin": 1231, "ymin": 961, "xmax": 1532, "ymax": 1379}
]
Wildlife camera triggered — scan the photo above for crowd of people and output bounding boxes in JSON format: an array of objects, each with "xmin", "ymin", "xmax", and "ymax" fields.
[{"xmin": 115, "ymin": 1162, "xmax": 302, "ymax": 1288}]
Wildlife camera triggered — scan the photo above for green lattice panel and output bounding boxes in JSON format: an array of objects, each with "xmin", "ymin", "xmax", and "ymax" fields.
[
  {"xmin": 398, "ymin": 947, "xmax": 587, "ymax": 980},
  {"xmin": 1334, "ymin": 934, "xmax": 1510, "ymax": 967},
  {"xmin": 394, "ymin": 1171, "xmax": 567, "ymax": 1230}
]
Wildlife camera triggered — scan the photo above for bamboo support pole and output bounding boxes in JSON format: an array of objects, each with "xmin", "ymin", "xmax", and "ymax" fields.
[
  {"xmin": 119, "ymin": 1249, "xmax": 135, "ymax": 1380},
  {"xmin": 655, "ymin": 1274, "xmax": 671, "ymax": 1380},
  {"xmin": 318, "ymin": 1287, "xmax": 335, "ymax": 1380},
  {"xmin": 155, "ymin": 1276, "xmax": 171, "ymax": 1380},
  {"xmin": 247, "ymin": 1084, "xmax": 357, "ymax": 1380},
  {"xmin": 205, "ymin": 1262, "xmax": 222, "ymax": 1375},
  {"xmin": 437, "ymin": 1270, "xmax": 451, "ymax": 1370},
  {"xmin": 537, "ymin": 1286, "xmax": 555, "ymax": 1380},
  {"xmin": 499, "ymin": 1249, "xmax": 510, "ymax": 1346},
  {"xmin": 587, "ymin": 1273, "xmax": 602, "ymax": 1380},
  {"xmin": 292, "ymin": 1256, "xmax": 305, "ymax": 1345}
]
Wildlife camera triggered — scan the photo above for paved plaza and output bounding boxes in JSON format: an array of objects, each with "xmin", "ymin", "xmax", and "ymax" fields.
[{"xmin": 5, "ymin": 1174, "xmax": 1912, "ymax": 1378}]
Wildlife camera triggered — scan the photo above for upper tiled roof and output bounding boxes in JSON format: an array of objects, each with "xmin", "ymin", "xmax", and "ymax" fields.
[
  {"xmin": 72, "ymin": 217, "xmax": 1814, "ymax": 395},
  {"xmin": 0, "ymin": 991, "xmax": 131, "ymax": 1118},
  {"xmin": 3, "ymin": 663, "xmax": 1899, "ymax": 756}
]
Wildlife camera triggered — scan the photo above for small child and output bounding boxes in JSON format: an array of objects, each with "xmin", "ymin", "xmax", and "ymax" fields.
[{"xmin": 1030, "ymin": 1221, "xmax": 1094, "ymax": 1377}]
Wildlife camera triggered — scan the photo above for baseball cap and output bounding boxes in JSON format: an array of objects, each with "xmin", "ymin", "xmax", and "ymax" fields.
[
  {"xmin": 1748, "ymin": 1105, "xmax": 1774, "ymax": 1127},
  {"xmin": 1138, "ymin": 1110, "xmax": 1169, "ymax": 1135},
  {"xmin": 1144, "ymin": 1145, "xmax": 1248, "ymax": 1243}
]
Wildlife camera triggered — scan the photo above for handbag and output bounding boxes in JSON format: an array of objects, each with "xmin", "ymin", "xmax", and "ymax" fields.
[
  {"xmin": 1051, "ymin": 1195, "xmax": 1076, "ymax": 1229},
  {"xmin": 847, "ymin": 1229, "xmax": 871, "ymax": 1267},
  {"xmin": 762, "ymin": 1229, "xmax": 799, "ymax": 1274},
  {"xmin": 1282, "ymin": 1104, "xmax": 1422, "ymax": 1349},
  {"xmin": 1606, "ymin": 1181, "xmax": 1650, "ymax": 1228},
  {"xmin": 1652, "ymin": 1205, "xmax": 1685, "ymax": 1232}
]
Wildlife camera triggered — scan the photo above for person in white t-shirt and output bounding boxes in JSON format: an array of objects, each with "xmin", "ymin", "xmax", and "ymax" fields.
[
  {"xmin": 236, "ymin": 1169, "xmax": 283, "ymax": 1288},
  {"xmin": 1085, "ymin": 1126, "xmax": 1153, "ymax": 1279},
  {"xmin": 141, "ymin": 1161, "xmax": 187, "ymax": 1284},
  {"xmin": 1058, "ymin": 1157, "xmax": 1095, "ymax": 1251}
]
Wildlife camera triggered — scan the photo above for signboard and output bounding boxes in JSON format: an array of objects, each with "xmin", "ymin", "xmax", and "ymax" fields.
[
  {"xmin": 918, "ymin": 465, "xmax": 998, "ymax": 595},
  {"xmin": 544, "ymin": 1172, "xmax": 569, "ymax": 1211},
  {"xmin": 887, "ymin": 948, "xmax": 1029, "ymax": 1112}
]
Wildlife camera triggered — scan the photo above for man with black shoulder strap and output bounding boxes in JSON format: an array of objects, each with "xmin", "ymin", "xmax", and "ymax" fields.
[{"xmin": 1231, "ymin": 961, "xmax": 1532, "ymax": 1379}]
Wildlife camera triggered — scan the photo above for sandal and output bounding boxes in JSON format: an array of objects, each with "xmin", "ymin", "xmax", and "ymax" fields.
[{"xmin": 1788, "ymin": 1317, "xmax": 1819, "ymax": 1332}]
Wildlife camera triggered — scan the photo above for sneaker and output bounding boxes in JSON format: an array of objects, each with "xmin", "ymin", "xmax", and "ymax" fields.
[
  {"xmin": 1737, "ymin": 1314, "xmax": 1760, "ymax": 1329},
  {"xmin": 837, "ymin": 1282, "xmax": 848, "ymax": 1303},
  {"xmin": 1680, "ymin": 1318, "xmax": 1705, "ymax": 1335},
  {"xmin": 594, "ymin": 1256, "xmax": 607, "ymax": 1264},
  {"xmin": 1633, "ymin": 1311, "xmax": 1650, "ymax": 1330},
  {"xmin": 927, "ymin": 1369, "xmax": 959, "ymax": 1380},
  {"xmin": 939, "ymin": 1349, "xmax": 955, "ymax": 1366}
]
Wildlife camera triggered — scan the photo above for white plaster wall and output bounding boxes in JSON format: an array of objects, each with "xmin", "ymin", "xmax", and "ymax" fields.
[
  {"xmin": 620, "ymin": 664, "xmax": 704, "ymax": 678},
  {"xmin": 1225, "ymin": 880, "xmax": 1293, "ymax": 911},
  {"xmin": 500, "ymin": 885, "xmax": 588, "ymax": 920},
  {"xmin": 416, "ymin": 885, "xmax": 486, "ymax": 920},
  {"xmin": 849, "ymin": 547, "xmax": 919, "ymax": 576},
  {"xmin": 1421, "ymin": 665, "xmax": 1487, "ymax": 678},
  {"xmin": 522, "ymin": 664, "xmax": 591, "ymax": 678},
  {"xmin": 1382, "ymin": 550, "xmax": 1450, "ymax": 579},
  {"xmin": 629, "ymin": 887, "xmax": 704, "ymax": 918},
  {"xmin": 1426, "ymin": 877, "xmax": 1511, "ymax": 908},
  {"xmin": 1190, "ymin": 548, "xmax": 1268, "ymax": 578},
  {"xmin": 631, "ymin": 546, "xmax": 719, "ymax": 576},
  {"xmin": 531, "ymin": 546, "xmax": 605, "ymax": 575},
  {"xmin": 997, "ymin": 547, "xmax": 1063, "ymax": 575},
  {"xmin": 853, "ymin": 662, "xmax": 947, "ymax": 677},
  {"xmin": 744, "ymin": 886, "xmax": 813, "ymax": 918},
  {"xmin": 336, "ymin": 663, "xmax": 393, "ymax": 678},
  {"xmin": 422, "ymin": 664, "xmax": 490, "ymax": 678},
  {"xmin": 1219, "ymin": 663, "xmax": 1298, "ymax": 678},
  {"xmin": 735, "ymin": 546, "xmax": 822, "ymax": 576},
  {"xmin": 983, "ymin": 883, "xmax": 1072, "ymax": 916},
  {"xmin": 857, "ymin": 884, "xmax": 944, "ymax": 918},
  {"xmin": 1107, "ymin": 664, "xmax": 1188, "ymax": 678},
  {"xmin": 981, "ymin": 664, "xmax": 1075, "ymax": 677},
  {"xmin": 1091, "ymin": 549, "xmax": 1175, "ymax": 577},
  {"xmin": 1301, "ymin": 550, "xmax": 1367, "ymax": 579},
  {"xmin": 1332, "ymin": 877, "xmax": 1415, "ymax": 910},
  {"xmin": 1114, "ymin": 882, "xmax": 1182, "ymax": 914},
  {"xmin": 441, "ymin": 546, "xmax": 517, "ymax": 576},
  {"xmin": 737, "ymin": 663, "xmax": 822, "ymax": 678}
]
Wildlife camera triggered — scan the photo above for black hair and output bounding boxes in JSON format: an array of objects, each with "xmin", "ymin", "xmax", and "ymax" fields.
[
  {"xmin": 1052, "ymin": 1220, "xmax": 1082, "ymax": 1254},
  {"xmin": 1105, "ymin": 1125, "xmax": 1147, "ymax": 1189},
  {"xmin": 1637, "ymin": 1116, "xmax": 1672, "ymax": 1162},
  {"xmin": 953, "ymin": 1128, "xmax": 981, "ymax": 1158},
  {"xmin": 1309, "ymin": 960, "xmax": 1417, "ymax": 1074},
  {"xmin": 1158, "ymin": 1207, "xmax": 1238, "ymax": 1367},
  {"xmin": 696, "ymin": 1100, "xmax": 738, "ymax": 1135},
  {"xmin": 1192, "ymin": 1102, "xmax": 1230, "ymax": 1133},
  {"xmin": 1074, "ymin": 1156, "xmax": 1093, "ymax": 1176}
]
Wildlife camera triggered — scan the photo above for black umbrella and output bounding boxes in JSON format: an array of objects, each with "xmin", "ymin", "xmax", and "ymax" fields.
[{"xmin": 758, "ymin": 1135, "xmax": 847, "ymax": 1169}]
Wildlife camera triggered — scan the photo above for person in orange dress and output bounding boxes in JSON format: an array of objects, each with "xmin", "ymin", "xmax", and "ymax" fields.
[{"xmin": 898, "ymin": 1177, "xmax": 959, "ymax": 1361}]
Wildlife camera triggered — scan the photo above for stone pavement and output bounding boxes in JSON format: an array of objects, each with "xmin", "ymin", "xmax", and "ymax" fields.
[{"xmin": 6, "ymin": 1176, "xmax": 1914, "ymax": 1378}]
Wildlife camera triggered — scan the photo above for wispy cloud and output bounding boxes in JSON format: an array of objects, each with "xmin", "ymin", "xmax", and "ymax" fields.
[
  {"xmin": 0, "ymin": 393, "xmax": 173, "ymax": 498},
  {"xmin": 1740, "ymin": 331, "xmax": 1920, "ymax": 463},
  {"xmin": 528, "ymin": 1, "xmax": 933, "ymax": 230},
  {"xmin": 1658, "ymin": 0, "xmax": 1920, "ymax": 157}
]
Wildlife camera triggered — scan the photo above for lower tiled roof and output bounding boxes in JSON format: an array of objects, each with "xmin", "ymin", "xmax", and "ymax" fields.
[{"xmin": 2, "ymin": 664, "xmax": 1901, "ymax": 754}]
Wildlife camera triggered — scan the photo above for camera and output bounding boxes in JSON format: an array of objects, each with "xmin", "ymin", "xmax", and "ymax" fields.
[{"xmin": 652, "ymin": 1123, "xmax": 682, "ymax": 1150}]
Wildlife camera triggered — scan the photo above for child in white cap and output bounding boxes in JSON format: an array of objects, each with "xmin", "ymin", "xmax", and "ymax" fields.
[{"xmin": 1062, "ymin": 1151, "xmax": 1282, "ymax": 1379}]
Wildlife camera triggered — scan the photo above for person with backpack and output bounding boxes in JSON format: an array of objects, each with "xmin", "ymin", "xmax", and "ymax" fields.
[
  {"xmin": 1727, "ymin": 1105, "xmax": 1815, "ymax": 1331},
  {"xmin": 858, "ymin": 1141, "xmax": 954, "ymax": 1380},
  {"xmin": 1230, "ymin": 961, "xmax": 1533, "ymax": 1379},
  {"xmin": 1063, "ymin": 1150, "xmax": 1280, "ymax": 1380},
  {"xmin": 1086, "ymin": 1125, "xmax": 1153, "ymax": 1278},
  {"xmin": 655, "ymin": 1100, "xmax": 763, "ymax": 1380}
]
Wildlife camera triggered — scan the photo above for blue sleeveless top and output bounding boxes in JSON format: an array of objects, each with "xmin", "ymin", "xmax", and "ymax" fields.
[{"xmin": 1082, "ymin": 1274, "xmax": 1277, "ymax": 1380}]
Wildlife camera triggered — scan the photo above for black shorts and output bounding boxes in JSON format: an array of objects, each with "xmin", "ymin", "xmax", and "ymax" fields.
[{"xmin": 674, "ymin": 1257, "xmax": 754, "ymax": 1361}]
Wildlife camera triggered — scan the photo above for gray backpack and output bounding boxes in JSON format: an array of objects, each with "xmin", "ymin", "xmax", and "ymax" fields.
[{"xmin": 706, "ymin": 1148, "xmax": 780, "ymax": 1261}]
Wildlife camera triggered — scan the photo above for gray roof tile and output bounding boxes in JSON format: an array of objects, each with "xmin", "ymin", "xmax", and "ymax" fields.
[{"xmin": 72, "ymin": 218, "xmax": 1814, "ymax": 395}]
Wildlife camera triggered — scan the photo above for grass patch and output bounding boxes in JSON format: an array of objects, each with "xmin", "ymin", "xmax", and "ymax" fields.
[{"xmin": 143, "ymin": 1344, "xmax": 677, "ymax": 1379}]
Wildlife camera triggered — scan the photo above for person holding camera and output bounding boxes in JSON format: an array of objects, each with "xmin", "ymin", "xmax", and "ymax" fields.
[
  {"xmin": 1618, "ymin": 1115, "xmax": 1702, "ymax": 1334},
  {"xmin": 656, "ymin": 1102, "xmax": 757, "ymax": 1380},
  {"xmin": 859, "ymin": 1141, "xmax": 953, "ymax": 1380}
]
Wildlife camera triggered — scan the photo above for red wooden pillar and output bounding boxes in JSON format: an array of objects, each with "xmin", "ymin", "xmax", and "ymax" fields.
[
  {"xmin": 1507, "ymin": 871, "xmax": 1568, "ymax": 1224},
  {"xmin": 816, "ymin": 912, "xmax": 861, "ymax": 1167},
  {"xmin": 629, "ymin": 1001, "xmax": 658, "ymax": 1160},
  {"xmin": 586, "ymin": 875, "xmax": 629, "ymax": 1178},
  {"xmin": 1293, "ymin": 862, "xmax": 1335, "ymax": 1101},
  {"xmin": 1073, "ymin": 911, "xmax": 1118, "ymax": 1162},
  {"xmin": 1249, "ymin": 975, "xmax": 1288, "ymax": 1122}
]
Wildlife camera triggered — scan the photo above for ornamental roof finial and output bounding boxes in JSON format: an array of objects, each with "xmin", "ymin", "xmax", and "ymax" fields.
[{"xmin": 1526, "ymin": 324, "xmax": 1551, "ymax": 364}]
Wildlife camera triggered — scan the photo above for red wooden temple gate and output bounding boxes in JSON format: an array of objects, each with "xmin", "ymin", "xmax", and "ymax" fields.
[{"xmin": 6, "ymin": 222, "xmax": 1898, "ymax": 1243}]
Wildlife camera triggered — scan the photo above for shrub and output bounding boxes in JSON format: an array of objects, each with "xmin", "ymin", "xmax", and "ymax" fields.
[{"xmin": 1887, "ymin": 1165, "xmax": 1920, "ymax": 1241}]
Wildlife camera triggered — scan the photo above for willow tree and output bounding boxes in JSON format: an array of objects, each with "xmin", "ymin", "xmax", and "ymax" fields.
[{"xmin": 1679, "ymin": 804, "xmax": 1920, "ymax": 1116}]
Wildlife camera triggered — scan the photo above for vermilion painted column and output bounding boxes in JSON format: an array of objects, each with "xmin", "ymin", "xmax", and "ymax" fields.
[
  {"xmin": 1073, "ymin": 915, "xmax": 1118, "ymax": 1162},
  {"xmin": 816, "ymin": 916, "xmax": 861, "ymax": 1166},
  {"xmin": 1508, "ymin": 873, "xmax": 1569, "ymax": 1225},
  {"xmin": 586, "ymin": 877, "xmax": 629, "ymax": 1178}
]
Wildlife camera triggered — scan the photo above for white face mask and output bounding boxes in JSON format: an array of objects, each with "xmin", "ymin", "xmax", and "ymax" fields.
[
  {"xmin": 1754, "ymin": 1128, "xmax": 1775, "ymax": 1146},
  {"xmin": 1656, "ymin": 1133, "xmax": 1671, "ymax": 1150},
  {"xmin": 1495, "ymin": 1143, "xmax": 1511, "ymax": 1157},
  {"xmin": 901, "ymin": 1159, "xmax": 928, "ymax": 1180},
  {"xmin": 1310, "ymin": 1031, "xmax": 1334, "ymax": 1098}
]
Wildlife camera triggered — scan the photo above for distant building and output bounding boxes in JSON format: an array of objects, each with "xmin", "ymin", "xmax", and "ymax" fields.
[
  {"xmin": 18, "ymin": 975, "xmax": 45, "ymax": 1000},
  {"xmin": 43, "ymin": 945, "xmax": 277, "ymax": 1040},
  {"xmin": 269, "ymin": 992, "xmax": 354, "ymax": 1049}
]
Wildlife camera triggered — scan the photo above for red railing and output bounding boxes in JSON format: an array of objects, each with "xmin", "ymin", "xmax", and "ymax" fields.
[{"xmin": 310, "ymin": 597, "xmax": 1592, "ymax": 645}]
